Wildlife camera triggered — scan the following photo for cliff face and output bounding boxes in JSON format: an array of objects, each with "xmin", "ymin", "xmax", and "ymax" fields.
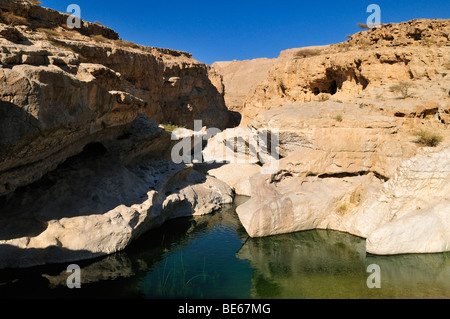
[
  {"xmin": 212, "ymin": 58, "xmax": 277, "ymax": 111},
  {"xmin": 0, "ymin": 0, "xmax": 233, "ymax": 197},
  {"xmin": 203, "ymin": 19, "xmax": 450, "ymax": 255},
  {"xmin": 241, "ymin": 19, "xmax": 450, "ymax": 122},
  {"xmin": 211, "ymin": 47, "xmax": 312, "ymax": 111}
]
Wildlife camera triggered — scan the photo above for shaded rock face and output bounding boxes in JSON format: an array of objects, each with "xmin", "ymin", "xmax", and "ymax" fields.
[
  {"xmin": 0, "ymin": 115, "xmax": 233, "ymax": 269},
  {"xmin": 0, "ymin": 1, "xmax": 236, "ymax": 268},
  {"xmin": 241, "ymin": 19, "xmax": 450, "ymax": 122},
  {"xmin": 0, "ymin": 0, "xmax": 233, "ymax": 197}
]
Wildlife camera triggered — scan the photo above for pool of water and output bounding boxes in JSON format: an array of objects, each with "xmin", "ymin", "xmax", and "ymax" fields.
[{"xmin": 1, "ymin": 197, "xmax": 450, "ymax": 299}]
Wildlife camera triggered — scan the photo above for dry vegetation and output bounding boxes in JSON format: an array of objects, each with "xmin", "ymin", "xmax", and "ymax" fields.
[
  {"xmin": 36, "ymin": 27, "xmax": 60, "ymax": 39},
  {"xmin": 115, "ymin": 39, "xmax": 140, "ymax": 49},
  {"xmin": 91, "ymin": 34, "xmax": 110, "ymax": 43},
  {"xmin": 390, "ymin": 81, "xmax": 414, "ymax": 99},
  {"xmin": 294, "ymin": 48, "xmax": 323, "ymax": 59},
  {"xmin": 0, "ymin": 11, "xmax": 29, "ymax": 26},
  {"xmin": 414, "ymin": 130, "xmax": 444, "ymax": 147},
  {"xmin": 27, "ymin": 0, "xmax": 42, "ymax": 5},
  {"xmin": 335, "ymin": 114, "xmax": 344, "ymax": 122}
]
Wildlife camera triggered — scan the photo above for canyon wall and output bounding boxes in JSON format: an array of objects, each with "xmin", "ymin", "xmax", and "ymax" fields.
[
  {"xmin": 0, "ymin": 0, "xmax": 233, "ymax": 197},
  {"xmin": 242, "ymin": 19, "xmax": 450, "ymax": 122}
]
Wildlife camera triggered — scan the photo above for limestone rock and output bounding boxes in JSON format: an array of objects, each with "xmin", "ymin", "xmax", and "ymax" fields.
[
  {"xmin": 366, "ymin": 201, "xmax": 450, "ymax": 255},
  {"xmin": 242, "ymin": 19, "xmax": 450, "ymax": 122},
  {"xmin": 212, "ymin": 58, "xmax": 277, "ymax": 110},
  {"xmin": 211, "ymin": 46, "xmax": 322, "ymax": 111},
  {"xmin": 207, "ymin": 163, "xmax": 262, "ymax": 196},
  {"xmin": 236, "ymin": 172, "xmax": 381, "ymax": 238},
  {"xmin": 249, "ymin": 102, "xmax": 418, "ymax": 179},
  {"xmin": 0, "ymin": 116, "xmax": 233, "ymax": 269},
  {"xmin": 0, "ymin": 0, "xmax": 233, "ymax": 197},
  {"xmin": 202, "ymin": 127, "xmax": 279, "ymax": 169}
]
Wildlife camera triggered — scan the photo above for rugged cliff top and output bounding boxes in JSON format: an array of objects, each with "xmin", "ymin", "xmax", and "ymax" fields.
[{"xmin": 212, "ymin": 19, "xmax": 450, "ymax": 115}]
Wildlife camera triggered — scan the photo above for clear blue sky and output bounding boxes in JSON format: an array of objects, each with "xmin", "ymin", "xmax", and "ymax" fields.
[{"xmin": 41, "ymin": 0, "xmax": 449, "ymax": 65}]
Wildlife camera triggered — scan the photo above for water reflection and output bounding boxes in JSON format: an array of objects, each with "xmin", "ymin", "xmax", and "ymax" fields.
[
  {"xmin": 0, "ymin": 198, "xmax": 449, "ymax": 299},
  {"xmin": 237, "ymin": 230, "xmax": 450, "ymax": 299}
]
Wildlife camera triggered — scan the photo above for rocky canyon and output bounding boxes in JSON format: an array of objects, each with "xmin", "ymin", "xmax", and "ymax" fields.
[
  {"xmin": 0, "ymin": 0, "xmax": 449, "ymax": 270},
  {"xmin": 211, "ymin": 18, "xmax": 450, "ymax": 255}
]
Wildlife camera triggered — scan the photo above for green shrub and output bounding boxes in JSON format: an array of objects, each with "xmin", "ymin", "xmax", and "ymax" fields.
[
  {"xmin": 335, "ymin": 114, "xmax": 343, "ymax": 122},
  {"xmin": 162, "ymin": 122, "xmax": 185, "ymax": 132},
  {"xmin": 414, "ymin": 130, "xmax": 443, "ymax": 147}
]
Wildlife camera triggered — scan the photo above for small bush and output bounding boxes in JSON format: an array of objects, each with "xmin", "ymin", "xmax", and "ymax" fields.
[
  {"xmin": 28, "ymin": 0, "xmax": 42, "ymax": 5},
  {"xmin": 335, "ymin": 114, "xmax": 343, "ymax": 122},
  {"xmin": 336, "ymin": 203, "xmax": 348, "ymax": 215},
  {"xmin": 36, "ymin": 27, "xmax": 60, "ymax": 39},
  {"xmin": 317, "ymin": 94, "xmax": 330, "ymax": 102},
  {"xmin": 414, "ymin": 130, "xmax": 443, "ymax": 147},
  {"xmin": 0, "ymin": 12, "xmax": 29, "ymax": 26},
  {"xmin": 162, "ymin": 122, "xmax": 185, "ymax": 132},
  {"xmin": 294, "ymin": 48, "xmax": 323, "ymax": 59},
  {"xmin": 115, "ymin": 39, "xmax": 140, "ymax": 49},
  {"xmin": 390, "ymin": 81, "xmax": 414, "ymax": 99},
  {"xmin": 91, "ymin": 34, "xmax": 109, "ymax": 43},
  {"xmin": 357, "ymin": 23, "xmax": 369, "ymax": 30}
]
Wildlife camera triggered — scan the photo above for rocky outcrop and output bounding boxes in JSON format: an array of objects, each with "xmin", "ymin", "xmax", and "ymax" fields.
[
  {"xmin": 212, "ymin": 58, "xmax": 277, "ymax": 110},
  {"xmin": 0, "ymin": 115, "xmax": 233, "ymax": 269},
  {"xmin": 229, "ymin": 102, "xmax": 450, "ymax": 255},
  {"xmin": 205, "ymin": 163, "xmax": 262, "ymax": 197},
  {"xmin": 242, "ymin": 19, "xmax": 450, "ymax": 122},
  {"xmin": 211, "ymin": 46, "xmax": 322, "ymax": 111},
  {"xmin": 0, "ymin": 1, "xmax": 236, "ymax": 268},
  {"xmin": 0, "ymin": 0, "xmax": 234, "ymax": 197},
  {"xmin": 206, "ymin": 19, "xmax": 450, "ymax": 256}
]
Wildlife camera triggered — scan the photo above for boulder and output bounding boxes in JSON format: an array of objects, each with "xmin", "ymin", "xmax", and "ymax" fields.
[{"xmin": 207, "ymin": 163, "xmax": 262, "ymax": 196}]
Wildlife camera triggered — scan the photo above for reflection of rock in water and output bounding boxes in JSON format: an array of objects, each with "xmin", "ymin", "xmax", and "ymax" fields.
[
  {"xmin": 42, "ymin": 252, "xmax": 134, "ymax": 288},
  {"xmin": 238, "ymin": 230, "xmax": 450, "ymax": 299},
  {"xmin": 237, "ymin": 230, "xmax": 368, "ymax": 299},
  {"xmin": 366, "ymin": 253, "xmax": 450, "ymax": 298}
]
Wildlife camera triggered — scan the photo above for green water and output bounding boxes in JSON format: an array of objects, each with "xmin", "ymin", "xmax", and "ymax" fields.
[{"xmin": 1, "ymin": 198, "xmax": 450, "ymax": 299}]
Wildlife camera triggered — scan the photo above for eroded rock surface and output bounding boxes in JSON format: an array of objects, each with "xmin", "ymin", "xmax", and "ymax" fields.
[
  {"xmin": 0, "ymin": 115, "xmax": 233, "ymax": 269},
  {"xmin": 241, "ymin": 19, "xmax": 450, "ymax": 122},
  {"xmin": 0, "ymin": 0, "xmax": 233, "ymax": 197}
]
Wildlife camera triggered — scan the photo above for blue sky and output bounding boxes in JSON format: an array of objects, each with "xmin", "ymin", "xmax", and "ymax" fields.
[{"xmin": 41, "ymin": 0, "xmax": 449, "ymax": 65}]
